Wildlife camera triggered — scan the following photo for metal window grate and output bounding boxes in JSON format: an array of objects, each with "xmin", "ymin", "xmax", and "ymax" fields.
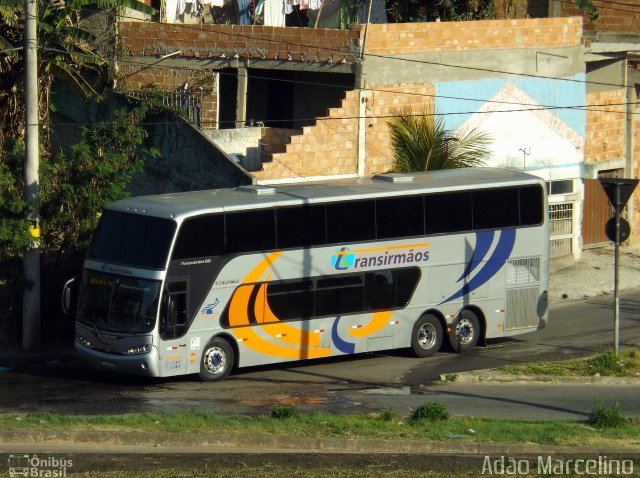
[
  {"xmin": 549, "ymin": 202, "xmax": 573, "ymax": 258},
  {"xmin": 506, "ymin": 258, "xmax": 540, "ymax": 286},
  {"xmin": 505, "ymin": 287, "xmax": 541, "ymax": 330}
]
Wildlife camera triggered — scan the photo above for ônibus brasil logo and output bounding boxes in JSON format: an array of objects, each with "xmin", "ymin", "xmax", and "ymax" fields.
[{"xmin": 332, "ymin": 244, "xmax": 429, "ymax": 271}]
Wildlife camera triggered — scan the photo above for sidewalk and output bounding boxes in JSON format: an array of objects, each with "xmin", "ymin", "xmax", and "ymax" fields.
[{"xmin": 548, "ymin": 243, "xmax": 640, "ymax": 302}]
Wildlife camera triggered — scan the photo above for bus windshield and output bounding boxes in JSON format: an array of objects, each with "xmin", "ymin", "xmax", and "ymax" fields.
[
  {"xmin": 77, "ymin": 271, "xmax": 161, "ymax": 334},
  {"xmin": 88, "ymin": 210, "xmax": 177, "ymax": 270}
]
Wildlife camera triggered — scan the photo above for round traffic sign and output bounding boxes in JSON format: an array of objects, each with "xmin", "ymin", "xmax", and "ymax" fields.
[{"xmin": 605, "ymin": 217, "xmax": 630, "ymax": 244}]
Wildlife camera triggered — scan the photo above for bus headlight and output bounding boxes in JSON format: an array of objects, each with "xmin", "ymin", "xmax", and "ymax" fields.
[
  {"xmin": 127, "ymin": 344, "xmax": 152, "ymax": 355},
  {"xmin": 75, "ymin": 333, "xmax": 91, "ymax": 347}
]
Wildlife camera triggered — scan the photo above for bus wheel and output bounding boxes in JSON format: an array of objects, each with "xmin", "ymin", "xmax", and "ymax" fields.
[
  {"xmin": 449, "ymin": 309, "xmax": 480, "ymax": 352},
  {"xmin": 199, "ymin": 337, "xmax": 234, "ymax": 382},
  {"xmin": 411, "ymin": 314, "xmax": 443, "ymax": 358}
]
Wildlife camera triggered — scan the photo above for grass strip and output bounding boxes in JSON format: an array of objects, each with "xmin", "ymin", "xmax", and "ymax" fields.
[
  {"xmin": 2, "ymin": 411, "xmax": 638, "ymax": 449},
  {"xmin": 497, "ymin": 349, "xmax": 640, "ymax": 377}
]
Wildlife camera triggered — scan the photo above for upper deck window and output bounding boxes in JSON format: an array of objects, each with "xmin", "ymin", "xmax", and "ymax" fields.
[{"xmin": 88, "ymin": 210, "xmax": 177, "ymax": 270}]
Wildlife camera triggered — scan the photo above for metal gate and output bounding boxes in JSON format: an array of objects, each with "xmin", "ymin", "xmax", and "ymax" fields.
[
  {"xmin": 582, "ymin": 178, "xmax": 613, "ymax": 246},
  {"xmin": 549, "ymin": 203, "xmax": 573, "ymax": 258}
]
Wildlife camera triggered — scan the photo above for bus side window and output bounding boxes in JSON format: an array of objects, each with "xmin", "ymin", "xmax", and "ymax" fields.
[{"xmin": 161, "ymin": 282, "xmax": 188, "ymax": 339}]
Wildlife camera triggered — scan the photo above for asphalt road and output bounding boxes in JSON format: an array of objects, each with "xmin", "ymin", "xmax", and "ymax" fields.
[{"xmin": 1, "ymin": 290, "xmax": 639, "ymax": 420}]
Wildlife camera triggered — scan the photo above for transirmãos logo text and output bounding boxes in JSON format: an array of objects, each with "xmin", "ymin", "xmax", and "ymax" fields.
[{"xmin": 332, "ymin": 243, "xmax": 429, "ymax": 271}]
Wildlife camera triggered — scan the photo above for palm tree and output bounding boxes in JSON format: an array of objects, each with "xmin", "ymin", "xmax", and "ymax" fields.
[
  {"xmin": 0, "ymin": 0, "xmax": 155, "ymax": 146},
  {"xmin": 387, "ymin": 106, "xmax": 493, "ymax": 173}
]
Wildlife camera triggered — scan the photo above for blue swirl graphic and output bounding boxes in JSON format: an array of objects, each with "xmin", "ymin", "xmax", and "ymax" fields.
[
  {"xmin": 441, "ymin": 229, "xmax": 516, "ymax": 305},
  {"xmin": 457, "ymin": 231, "xmax": 494, "ymax": 282},
  {"xmin": 331, "ymin": 316, "xmax": 355, "ymax": 354}
]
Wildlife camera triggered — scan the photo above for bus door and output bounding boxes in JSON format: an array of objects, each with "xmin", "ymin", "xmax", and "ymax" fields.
[{"xmin": 159, "ymin": 279, "xmax": 189, "ymax": 375}]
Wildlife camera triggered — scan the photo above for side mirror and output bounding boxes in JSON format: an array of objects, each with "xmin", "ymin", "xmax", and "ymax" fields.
[{"xmin": 62, "ymin": 276, "xmax": 79, "ymax": 316}]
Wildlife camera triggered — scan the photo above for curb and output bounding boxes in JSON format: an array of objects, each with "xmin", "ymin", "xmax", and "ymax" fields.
[
  {"xmin": 1, "ymin": 430, "xmax": 639, "ymax": 457},
  {"xmin": 447, "ymin": 372, "xmax": 640, "ymax": 385}
]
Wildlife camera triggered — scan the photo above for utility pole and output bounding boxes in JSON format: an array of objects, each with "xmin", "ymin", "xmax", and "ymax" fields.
[{"xmin": 23, "ymin": 0, "xmax": 41, "ymax": 351}]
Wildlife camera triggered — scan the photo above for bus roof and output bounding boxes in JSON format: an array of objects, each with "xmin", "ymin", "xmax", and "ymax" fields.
[{"xmin": 107, "ymin": 168, "xmax": 544, "ymax": 221}]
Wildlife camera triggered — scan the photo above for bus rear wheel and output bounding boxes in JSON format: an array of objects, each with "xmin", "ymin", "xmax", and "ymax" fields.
[
  {"xmin": 199, "ymin": 337, "xmax": 234, "ymax": 382},
  {"xmin": 411, "ymin": 314, "xmax": 443, "ymax": 358},
  {"xmin": 448, "ymin": 309, "xmax": 480, "ymax": 352}
]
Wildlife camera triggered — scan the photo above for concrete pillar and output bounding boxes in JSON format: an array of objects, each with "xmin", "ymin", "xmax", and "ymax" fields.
[{"xmin": 235, "ymin": 67, "xmax": 248, "ymax": 128}]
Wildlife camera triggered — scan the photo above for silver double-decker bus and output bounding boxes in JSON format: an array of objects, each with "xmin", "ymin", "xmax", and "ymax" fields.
[{"xmin": 68, "ymin": 168, "xmax": 549, "ymax": 381}]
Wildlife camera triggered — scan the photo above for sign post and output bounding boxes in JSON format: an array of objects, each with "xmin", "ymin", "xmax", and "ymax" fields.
[{"xmin": 599, "ymin": 178, "xmax": 639, "ymax": 355}]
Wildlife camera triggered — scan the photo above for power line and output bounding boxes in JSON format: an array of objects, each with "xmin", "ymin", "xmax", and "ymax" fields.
[
  {"xmin": 44, "ymin": 96, "xmax": 640, "ymax": 130},
  {"xmin": 116, "ymin": 57, "xmax": 638, "ymax": 117}
]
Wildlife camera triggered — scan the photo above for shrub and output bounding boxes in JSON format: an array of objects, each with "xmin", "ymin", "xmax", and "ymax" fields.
[
  {"xmin": 378, "ymin": 408, "xmax": 397, "ymax": 422},
  {"xmin": 410, "ymin": 402, "xmax": 449, "ymax": 423},
  {"xmin": 270, "ymin": 405, "xmax": 297, "ymax": 419},
  {"xmin": 589, "ymin": 401, "xmax": 629, "ymax": 428},
  {"xmin": 587, "ymin": 351, "xmax": 624, "ymax": 376}
]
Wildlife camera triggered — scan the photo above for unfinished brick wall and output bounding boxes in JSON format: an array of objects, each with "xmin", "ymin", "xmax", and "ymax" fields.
[
  {"xmin": 118, "ymin": 17, "xmax": 586, "ymax": 182},
  {"xmin": 118, "ymin": 65, "xmax": 218, "ymax": 129},
  {"xmin": 118, "ymin": 22, "xmax": 361, "ymax": 62},
  {"xmin": 364, "ymin": 84, "xmax": 436, "ymax": 175},
  {"xmin": 362, "ymin": 17, "xmax": 583, "ymax": 55},
  {"xmin": 584, "ymin": 89, "xmax": 626, "ymax": 164},
  {"xmin": 254, "ymin": 91, "xmax": 360, "ymax": 181},
  {"xmin": 252, "ymin": 84, "xmax": 435, "ymax": 180},
  {"xmin": 558, "ymin": 0, "xmax": 640, "ymax": 35}
]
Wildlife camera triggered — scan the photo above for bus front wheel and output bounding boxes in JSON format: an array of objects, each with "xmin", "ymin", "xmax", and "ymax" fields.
[
  {"xmin": 199, "ymin": 337, "xmax": 234, "ymax": 381},
  {"xmin": 411, "ymin": 314, "xmax": 443, "ymax": 358},
  {"xmin": 448, "ymin": 309, "xmax": 480, "ymax": 352}
]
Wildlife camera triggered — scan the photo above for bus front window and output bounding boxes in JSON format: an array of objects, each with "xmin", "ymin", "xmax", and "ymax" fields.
[{"xmin": 78, "ymin": 271, "xmax": 161, "ymax": 334}]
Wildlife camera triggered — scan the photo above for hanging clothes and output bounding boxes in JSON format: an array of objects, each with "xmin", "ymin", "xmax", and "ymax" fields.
[
  {"xmin": 236, "ymin": 0, "xmax": 251, "ymax": 24},
  {"xmin": 263, "ymin": 0, "xmax": 286, "ymax": 26},
  {"xmin": 177, "ymin": 0, "xmax": 187, "ymax": 16},
  {"xmin": 202, "ymin": 0, "xmax": 224, "ymax": 6},
  {"xmin": 165, "ymin": 0, "xmax": 178, "ymax": 21}
]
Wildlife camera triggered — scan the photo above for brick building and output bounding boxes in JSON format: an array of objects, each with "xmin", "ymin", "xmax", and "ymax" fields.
[
  {"xmin": 491, "ymin": 0, "xmax": 640, "ymax": 248},
  {"xmin": 115, "ymin": 15, "xmax": 590, "ymax": 257},
  {"xmin": 61, "ymin": 0, "xmax": 640, "ymax": 257}
]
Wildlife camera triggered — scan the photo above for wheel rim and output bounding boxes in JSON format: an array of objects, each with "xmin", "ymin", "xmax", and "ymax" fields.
[
  {"xmin": 203, "ymin": 346, "xmax": 226, "ymax": 375},
  {"xmin": 456, "ymin": 317, "xmax": 475, "ymax": 345},
  {"xmin": 418, "ymin": 322, "xmax": 437, "ymax": 350}
]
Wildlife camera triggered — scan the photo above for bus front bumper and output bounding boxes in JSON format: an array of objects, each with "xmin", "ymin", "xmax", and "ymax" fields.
[{"xmin": 75, "ymin": 342, "xmax": 161, "ymax": 377}]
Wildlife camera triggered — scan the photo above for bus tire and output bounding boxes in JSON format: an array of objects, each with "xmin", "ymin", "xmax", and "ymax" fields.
[
  {"xmin": 199, "ymin": 337, "xmax": 234, "ymax": 382},
  {"xmin": 448, "ymin": 309, "xmax": 480, "ymax": 353},
  {"xmin": 411, "ymin": 314, "xmax": 443, "ymax": 358}
]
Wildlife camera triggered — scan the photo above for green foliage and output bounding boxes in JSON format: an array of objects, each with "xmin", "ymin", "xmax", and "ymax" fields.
[
  {"xmin": 271, "ymin": 405, "xmax": 298, "ymax": 419},
  {"xmin": 410, "ymin": 402, "xmax": 449, "ymax": 423},
  {"xmin": 388, "ymin": 106, "xmax": 492, "ymax": 173},
  {"xmin": 589, "ymin": 401, "xmax": 629, "ymax": 428},
  {"xmin": 575, "ymin": 0, "xmax": 599, "ymax": 23},
  {"xmin": 0, "ymin": 138, "xmax": 31, "ymax": 263},
  {"xmin": 378, "ymin": 408, "xmax": 397, "ymax": 422},
  {"xmin": 0, "ymin": 0, "xmax": 157, "ymax": 146},
  {"xmin": 498, "ymin": 349, "xmax": 640, "ymax": 377},
  {"xmin": 0, "ymin": 106, "xmax": 159, "ymax": 343},
  {"xmin": 586, "ymin": 350, "xmax": 624, "ymax": 376},
  {"xmin": 387, "ymin": 0, "xmax": 496, "ymax": 23},
  {"xmin": 39, "ymin": 107, "xmax": 158, "ymax": 253}
]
